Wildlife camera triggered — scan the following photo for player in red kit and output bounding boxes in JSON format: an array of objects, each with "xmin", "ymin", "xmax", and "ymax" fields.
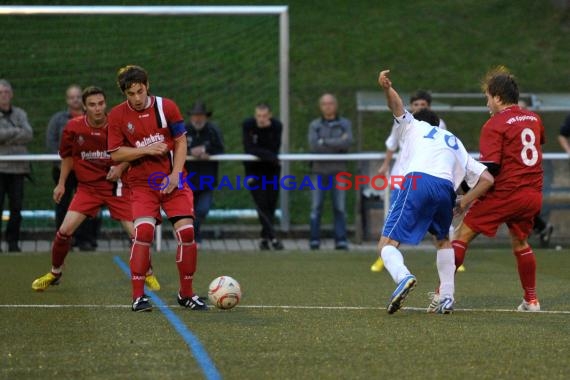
[
  {"xmin": 107, "ymin": 65, "xmax": 207, "ymax": 312},
  {"xmin": 32, "ymin": 87, "xmax": 160, "ymax": 292},
  {"xmin": 453, "ymin": 67, "xmax": 544, "ymax": 311}
]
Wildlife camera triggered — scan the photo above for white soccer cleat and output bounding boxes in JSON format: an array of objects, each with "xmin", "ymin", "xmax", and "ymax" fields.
[
  {"xmin": 426, "ymin": 291, "xmax": 440, "ymax": 313},
  {"xmin": 517, "ymin": 299, "xmax": 540, "ymax": 312}
]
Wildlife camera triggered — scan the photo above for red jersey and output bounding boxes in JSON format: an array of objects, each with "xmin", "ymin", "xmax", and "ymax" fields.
[
  {"xmin": 59, "ymin": 116, "xmax": 120, "ymax": 192},
  {"xmin": 479, "ymin": 105, "xmax": 544, "ymax": 194},
  {"xmin": 107, "ymin": 96, "xmax": 186, "ymax": 187}
]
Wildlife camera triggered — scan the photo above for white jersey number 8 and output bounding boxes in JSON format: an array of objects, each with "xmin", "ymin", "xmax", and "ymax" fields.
[{"xmin": 520, "ymin": 128, "xmax": 539, "ymax": 166}]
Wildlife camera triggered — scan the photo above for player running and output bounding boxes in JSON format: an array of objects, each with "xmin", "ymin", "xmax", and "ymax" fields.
[
  {"xmin": 32, "ymin": 86, "xmax": 160, "ymax": 292},
  {"xmin": 107, "ymin": 65, "xmax": 207, "ymax": 312},
  {"xmin": 376, "ymin": 70, "xmax": 494, "ymax": 314},
  {"xmin": 371, "ymin": 90, "xmax": 461, "ymax": 273},
  {"xmin": 452, "ymin": 66, "xmax": 545, "ymax": 312}
]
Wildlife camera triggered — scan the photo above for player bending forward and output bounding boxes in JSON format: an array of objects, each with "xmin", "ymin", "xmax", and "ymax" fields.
[
  {"xmin": 32, "ymin": 86, "xmax": 160, "ymax": 291},
  {"xmin": 453, "ymin": 67, "xmax": 545, "ymax": 312},
  {"xmin": 376, "ymin": 70, "xmax": 494, "ymax": 314},
  {"xmin": 108, "ymin": 65, "xmax": 207, "ymax": 312}
]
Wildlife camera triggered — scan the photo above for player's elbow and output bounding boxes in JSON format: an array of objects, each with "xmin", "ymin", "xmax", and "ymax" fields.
[
  {"xmin": 482, "ymin": 162, "xmax": 500, "ymax": 177},
  {"xmin": 480, "ymin": 170, "xmax": 495, "ymax": 190}
]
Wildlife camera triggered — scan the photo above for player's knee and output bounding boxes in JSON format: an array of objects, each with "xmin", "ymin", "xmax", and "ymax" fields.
[
  {"xmin": 133, "ymin": 218, "xmax": 156, "ymax": 245},
  {"xmin": 55, "ymin": 230, "xmax": 72, "ymax": 242},
  {"xmin": 175, "ymin": 224, "xmax": 195, "ymax": 244}
]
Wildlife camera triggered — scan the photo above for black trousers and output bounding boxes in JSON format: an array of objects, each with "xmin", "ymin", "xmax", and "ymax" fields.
[
  {"xmin": 52, "ymin": 167, "xmax": 100, "ymax": 247},
  {"xmin": 248, "ymin": 174, "xmax": 280, "ymax": 240},
  {"xmin": 0, "ymin": 173, "xmax": 25, "ymax": 246}
]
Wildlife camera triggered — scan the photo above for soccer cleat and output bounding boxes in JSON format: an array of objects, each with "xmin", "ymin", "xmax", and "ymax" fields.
[
  {"xmin": 517, "ymin": 299, "xmax": 541, "ymax": 312},
  {"xmin": 426, "ymin": 291, "xmax": 440, "ymax": 313},
  {"xmin": 370, "ymin": 257, "xmax": 384, "ymax": 272},
  {"xmin": 145, "ymin": 274, "xmax": 161, "ymax": 291},
  {"xmin": 178, "ymin": 293, "xmax": 208, "ymax": 310},
  {"xmin": 434, "ymin": 297, "xmax": 454, "ymax": 314},
  {"xmin": 31, "ymin": 272, "xmax": 62, "ymax": 291},
  {"xmin": 387, "ymin": 274, "xmax": 417, "ymax": 314},
  {"xmin": 132, "ymin": 295, "xmax": 153, "ymax": 312},
  {"xmin": 457, "ymin": 264, "xmax": 466, "ymax": 272}
]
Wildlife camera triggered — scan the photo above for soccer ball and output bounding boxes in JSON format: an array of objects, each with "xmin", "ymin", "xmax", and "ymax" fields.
[{"xmin": 208, "ymin": 276, "xmax": 242, "ymax": 310}]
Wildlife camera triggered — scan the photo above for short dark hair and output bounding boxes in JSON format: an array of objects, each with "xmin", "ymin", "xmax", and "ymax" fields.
[
  {"xmin": 255, "ymin": 102, "xmax": 272, "ymax": 112},
  {"xmin": 82, "ymin": 86, "xmax": 106, "ymax": 105},
  {"xmin": 410, "ymin": 90, "xmax": 432, "ymax": 106},
  {"xmin": 117, "ymin": 65, "xmax": 148, "ymax": 92},
  {"xmin": 413, "ymin": 108, "xmax": 440, "ymax": 127},
  {"xmin": 481, "ymin": 66, "xmax": 519, "ymax": 105}
]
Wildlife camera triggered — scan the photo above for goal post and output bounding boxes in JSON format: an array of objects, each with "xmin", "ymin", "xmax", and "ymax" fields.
[{"xmin": 0, "ymin": 5, "xmax": 291, "ymax": 231}]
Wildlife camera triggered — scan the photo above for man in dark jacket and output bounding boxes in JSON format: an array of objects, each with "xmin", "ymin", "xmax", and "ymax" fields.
[
  {"xmin": 308, "ymin": 93, "xmax": 353, "ymax": 250},
  {"xmin": 242, "ymin": 103, "xmax": 284, "ymax": 250},
  {"xmin": 184, "ymin": 101, "xmax": 224, "ymax": 244}
]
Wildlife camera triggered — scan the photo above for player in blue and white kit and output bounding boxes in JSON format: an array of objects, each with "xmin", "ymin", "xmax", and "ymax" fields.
[
  {"xmin": 371, "ymin": 91, "xmax": 449, "ymax": 273},
  {"xmin": 376, "ymin": 70, "xmax": 495, "ymax": 314}
]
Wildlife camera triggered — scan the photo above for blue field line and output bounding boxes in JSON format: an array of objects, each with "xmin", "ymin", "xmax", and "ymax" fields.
[{"xmin": 113, "ymin": 256, "xmax": 222, "ymax": 380}]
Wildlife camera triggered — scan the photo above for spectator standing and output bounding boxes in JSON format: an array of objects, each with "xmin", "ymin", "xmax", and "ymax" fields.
[
  {"xmin": 46, "ymin": 84, "xmax": 100, "ymax": 251},
  {"xmin": 308, "ymin": 93, "xmax": 353, "ymax": 250},
  {"xmin": 185, "ymin": 101, "xmax": 224, "ymax": 244},
  {"xmin": 0, "ymin": 79, "xmax": 33, "ymax": 252},
  {"xmin": 242, "ymin": 103, "xmax": 284, "ymax": 250}
]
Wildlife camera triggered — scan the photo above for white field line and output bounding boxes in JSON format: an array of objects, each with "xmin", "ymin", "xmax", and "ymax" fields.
[{"xmin": 1, "ymin": 303, "xmax": 570, "ymax": 314}]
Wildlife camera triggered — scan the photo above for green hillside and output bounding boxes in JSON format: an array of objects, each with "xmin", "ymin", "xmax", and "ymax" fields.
[{"xmin": 1, "ymin": 0, "xmax": 569, "ymax": 225}]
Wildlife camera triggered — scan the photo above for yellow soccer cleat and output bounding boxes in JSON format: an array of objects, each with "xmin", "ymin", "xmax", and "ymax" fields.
[
  {"xmin": 32, "ymin": 272, "xmax": 61, "ymax": 291},
  {"xmin": 457, "ymin": 264, "xmax": 466, "ymax": 272},
  {"xmin": 145, "ymin": 274, "xmax": 161, "ymax": 291},
  {"xmin": 370, "ymin": 257, "xmax": 384, "ymax": 272}
]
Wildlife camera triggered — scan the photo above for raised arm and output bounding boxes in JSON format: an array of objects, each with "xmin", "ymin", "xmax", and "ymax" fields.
[{"xmin": 378, "ymin": 70, "xmax": 405, "ymax": 118}]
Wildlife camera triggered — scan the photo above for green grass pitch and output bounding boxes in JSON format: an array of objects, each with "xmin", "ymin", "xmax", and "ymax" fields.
[{"xmin": 1, "ymin": 248, "xmax": 569, "ymax": 379}]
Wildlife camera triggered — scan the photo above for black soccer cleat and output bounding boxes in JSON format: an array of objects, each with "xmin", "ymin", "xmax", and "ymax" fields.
[
  {"xmin": 132, "ymin": 295, "xmax": 153, "ymax": 312},
  {"xmin": 178, "ymin": 293, "xmax": 208, "ymax": 310}
]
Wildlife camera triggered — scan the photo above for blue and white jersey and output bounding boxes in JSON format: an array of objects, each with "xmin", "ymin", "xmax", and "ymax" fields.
[
  {"xmin": 385, "ymin": 116, "xmax": 447, "ymax": 177},
  {"xmin": 392, "ymin": 110, "xmax": 486, "ymax": 190}
]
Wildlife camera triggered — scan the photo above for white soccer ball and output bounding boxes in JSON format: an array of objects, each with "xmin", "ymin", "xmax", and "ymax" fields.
[{"xmin": 208, "ymin": 276, "xmax": 242, "ymax": 310}]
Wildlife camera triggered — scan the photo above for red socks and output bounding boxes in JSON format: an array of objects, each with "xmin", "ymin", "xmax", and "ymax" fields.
[
  {"xmin": 130, "ymin": 242, "xmax": 150, "ymax": 299},
  {"xmin": 514, "ymin": 247, "xmax": 537, "ymax": 302},
  {"xmin": 51, "ymin": 231, "xmax": 72, "ymax": 271},
  {"xmin": 452, "ymin": 240, "xmax": 468, "ymax": 270},
  {"xmin": 175, "ymin": 225, "xmax": 197, "ymax": 298},
  {"xmin": 130, "ymin": 222, "xmax": 154, "ymax": 299}
]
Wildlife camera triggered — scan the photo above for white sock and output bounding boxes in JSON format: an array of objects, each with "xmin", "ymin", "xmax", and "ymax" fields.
[
  {"xmin": 381, "ymin": 245, "xmax": 411, "ymax": 284},
  {"xmin": 437, "ymin": 248, "xmax": 455, "ymax": 300},
  {"xmin": 449, "ymin": 224, "xmax": 455, "ymax": 240}
]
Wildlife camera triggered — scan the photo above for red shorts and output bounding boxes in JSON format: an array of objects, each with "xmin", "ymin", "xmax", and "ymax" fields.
[
  {"xmin": 463, "ymin": 189, "xmax": 542, "ymax": 240},
  {"xmin": 131, "ymin": 183, "xmax": 194, "ymax": 223},
  {"xmin": 68, "ymin": 186, "xmax": 132, "ymax": 221}
]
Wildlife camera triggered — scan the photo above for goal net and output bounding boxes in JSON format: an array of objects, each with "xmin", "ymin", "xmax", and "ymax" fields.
[{"xmin": 0, "ymin": 6, "xmax": 289, "ymax": 247}]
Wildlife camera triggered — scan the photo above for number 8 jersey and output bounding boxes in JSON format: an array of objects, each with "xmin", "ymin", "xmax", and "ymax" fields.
[{"xmin": 479, "ymin": 105, "xmax": 544, "ymax": 194}]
